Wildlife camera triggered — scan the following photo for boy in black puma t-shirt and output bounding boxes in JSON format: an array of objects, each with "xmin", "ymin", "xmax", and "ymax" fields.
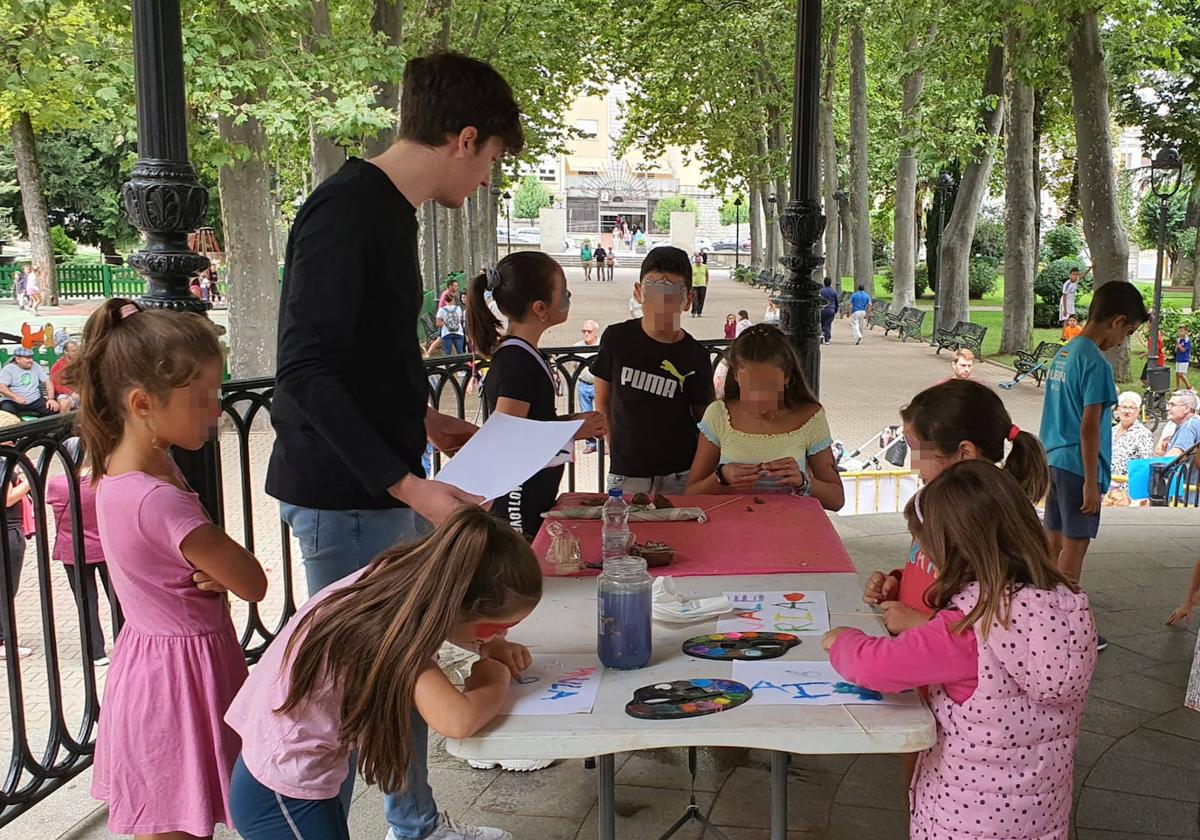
[{"xmin": 592, "ymin": 246, "xmax": 714, "ymax": 494}]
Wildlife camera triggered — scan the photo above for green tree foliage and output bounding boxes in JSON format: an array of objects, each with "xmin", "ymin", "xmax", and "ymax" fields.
[
  {"xmin": 49, "ymin": 224, "xmax": 76, "ymax": 257},
  {"xmin": 1135, "ymin": 181, "xmax": 1195, "ymax": 262},
  {"xmin": 968, "ymin": 256, "xmax": 999, "ymax": 298},
  {"xmin": 718, "ymin": 197, "xmax": 749, "ymax": 226},
  {"xmin": 512, "ymin": 174, "xmax": 551, "ymax": 224},
  {"xmin": 652, "ymin": 195, "xmax": 696, "ymax": 232},
  {"xmin": 1042, "ymin": 224, "xmax": 1084, "ymax": 262}
]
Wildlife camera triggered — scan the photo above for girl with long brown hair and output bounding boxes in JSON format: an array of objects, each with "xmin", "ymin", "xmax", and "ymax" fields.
[
  {"xmin": 825, "ymin": 460, "xmax": 1096, "ymax": 840},
  {"xmin": 685, "ymin": 324, "xmax": 844, "ymax": 510},
  {"xmin": 226, "ymin": 506, "xmax": 543, "ymax": 839},
  {"xmin": 72, "ymin": 299, "xmax": 268, "ymax": 839}
]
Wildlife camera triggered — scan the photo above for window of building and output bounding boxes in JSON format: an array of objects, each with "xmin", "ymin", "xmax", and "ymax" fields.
[{"xmin": 575, "ymin": 119, "xmax": 599, "ymax": 139}]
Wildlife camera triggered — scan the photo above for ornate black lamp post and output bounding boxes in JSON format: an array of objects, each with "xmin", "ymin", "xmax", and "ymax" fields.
[
  {"xmin": 489, "ymin": 186, "xmax": 502, "ymax": 264},
  {"xmin": 930, "ymin": 171, "xmax": 954, "ymax": 345},
  {"xmin": 832, "ymin": 188, "xmax": 847, "ymax": 285},
  {"xmin": 123, "ymin": 0, "xmax": 220, "ymax": 515},
  {"xmin": 775, "ymin": 0, "xmax": 825, "ymax": 397},
  {"xmin": 124, "ymin": 0, "xmax": 211, "ymax": 314},
  {"xmin": 733, "ymin": 196, "xmax": 743, "ymax": 272},
  {"xmin": 766, "ymin": 193, "xmax": 778, "ymax": 274},
  {"xmin": 430, "ymin": 202, "xmax": 441, "ymax": 296},
  {"xmin": 503, "ymin": 191, "xmax": 513, "ymax": 256},
  {"xmin": 1148, "ymin": 147, "xmax": 1182, "ymax": 390}
]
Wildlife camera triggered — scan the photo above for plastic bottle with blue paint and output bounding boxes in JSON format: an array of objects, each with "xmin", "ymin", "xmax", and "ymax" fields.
[{"xmin": 597, "ymin": 556, "xmax": 652, "ymax": 669}]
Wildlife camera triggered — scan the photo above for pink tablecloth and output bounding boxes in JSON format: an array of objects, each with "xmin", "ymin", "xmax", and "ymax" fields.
[{"xmin": 532, "ymin": 493, "xmax": 856, "ymax": 578}]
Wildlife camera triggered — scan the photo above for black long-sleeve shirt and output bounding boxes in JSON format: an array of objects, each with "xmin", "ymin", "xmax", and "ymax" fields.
[{"xmin": 266, "ymin": 158, "xmax": 427, "ymax": 510}]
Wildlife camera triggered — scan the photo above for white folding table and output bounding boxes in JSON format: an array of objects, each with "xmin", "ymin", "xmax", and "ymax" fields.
[{"xmin": 446, "ymin": 573, "xmax": 936, "ymax": 839}]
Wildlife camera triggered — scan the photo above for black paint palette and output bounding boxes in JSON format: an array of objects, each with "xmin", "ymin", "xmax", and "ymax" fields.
[
  {"xmin": 682, "ymin": 632, "xmax": 800, "ymax": 661},
  {"xmin": 625, "ymin": 679, "xmax": 753, "ymax": 720}
]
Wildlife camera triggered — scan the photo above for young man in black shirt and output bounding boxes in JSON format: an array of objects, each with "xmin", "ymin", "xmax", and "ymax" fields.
[
  {"xmin": 592, "ymin": 246, "xmax": 715, "ymax": 495},
  {"xmin": 267, "ymin": 52, "xmax": 523, "ymax": 840}
]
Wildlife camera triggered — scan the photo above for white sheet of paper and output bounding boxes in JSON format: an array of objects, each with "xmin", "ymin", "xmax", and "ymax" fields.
[
  {"xmin": 731, "ymin": 660, "xmax": 915, "ymax": 707},
  {"xmin": 715, "ymin": 591, "xmax": 831, "ymax": 636},
  {"xmin": 501, "ymin": 654, "xmax": 603, "ymax": 716},
  {"xmin": 433, "ymin": 413, "xmax": 582, "ymax": 502}
]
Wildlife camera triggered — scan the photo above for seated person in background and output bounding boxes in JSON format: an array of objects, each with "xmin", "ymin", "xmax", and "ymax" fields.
[
  {"xmin": 1061, "ymin": 314, "xmax": 1082, "ymax": 342},
  {"xmin": 1162, "ymin": 390, "xmax": 1200, "ymax": 458},
  {"xmin": 49, "ymin": 340, "xmax": 80, "ymax": 411},
  {"xmin": 950, "ymin": 348, "xmax": 974, "ymax": 380},
  {"xmin": 0, "ymin": 348, "xmax": 64, "ymax": 417},
  {"xmin": 686, "ymin": 325, "xmax": 844, "ymax": 511}
]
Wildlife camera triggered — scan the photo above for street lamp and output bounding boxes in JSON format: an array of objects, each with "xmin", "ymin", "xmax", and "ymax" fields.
[
  {"xmin": 767, "ymin": 193, "xmax": 777, "ymax": 272},
  {"xmin": 733, "ymin": 196, "xmax": 744, "ymax": 272},
  {"xmin": 503, "ymin": 190, "xmax": 513, "ymax": 256},
  {"xmin": 430, "ymin": 201, "xmax": 440, "ymax": 297},
  {"xmin": 1148, "ymin": 147, "xmax": 1183, "ymax": 392},
  {"xmin": 489, "ymin": 186, "xmax": 502, "ymax": 264},
  {"xmin": 930, "ymin": 171, "xmax": 954, "ymax": 345}
]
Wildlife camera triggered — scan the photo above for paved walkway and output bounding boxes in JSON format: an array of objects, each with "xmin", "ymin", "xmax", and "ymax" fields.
[{"xmin": 3, "ymin": 268, "xmax": 1196, "ymax": 840}]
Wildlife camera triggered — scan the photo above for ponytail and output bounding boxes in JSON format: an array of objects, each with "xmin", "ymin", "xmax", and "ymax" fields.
[
  {"xmin": 67, "ymin": 297, "xmax": 222, "ymax": 478},
  {"xmin": 466, "ymin": 269, "xmax": 502, "ymax": 357},
  {"xmin": 900, "ymin": 379, "xmax": 1049, "ymax": 503},
  {"xmin": 465, "ymin": 251, "xmax": 563, "ymax": 359}
]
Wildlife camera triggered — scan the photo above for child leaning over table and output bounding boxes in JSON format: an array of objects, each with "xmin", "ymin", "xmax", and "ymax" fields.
[
  {"xmin": 592, "ymin": 246, "xmax": 714, "ymax": 495},
  {"xmin": 825, "ymin": 460, "xmax": 1097, "ymax": 840},
  {"xmin": 685, "ymin": 325, "xmax": 844, "ymax": 511}
]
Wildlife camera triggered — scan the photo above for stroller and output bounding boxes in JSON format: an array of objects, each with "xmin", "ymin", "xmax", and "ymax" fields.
[{"xmin": 834, "ymin": 425, "xmax": 909, "ymax": 472}]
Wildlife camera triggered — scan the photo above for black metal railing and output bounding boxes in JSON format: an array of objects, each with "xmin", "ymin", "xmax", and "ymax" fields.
[{"xmin": 0, "ymin": 340, "xmax": 729, "ymax": 825}]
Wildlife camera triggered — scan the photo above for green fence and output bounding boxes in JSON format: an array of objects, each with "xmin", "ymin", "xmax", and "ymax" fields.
[{"xmin": 0, "ymin": 264, "xmax": 146, "ymax": 299}]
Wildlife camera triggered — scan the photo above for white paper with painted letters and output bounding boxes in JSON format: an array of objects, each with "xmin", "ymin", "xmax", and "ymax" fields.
[
  {"xmin": 715, "ymin": 590, "xmax": 831, "ymax": 636},
  {"xmin": 433, "ymin": 412, "xmax": 582, "ymax": 502},
  {"xmin": 731, "ymin": 660, "xmax": 915, "ymax": 707},
  {"xmin": 501, "ymin": 654, "xmax": 603, "ymax": 716}
]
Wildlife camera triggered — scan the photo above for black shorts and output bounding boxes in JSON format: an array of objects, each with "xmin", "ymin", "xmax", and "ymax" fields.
[{"xmin": 1043, "ymin": 467, "xmax": 1101, "ymax": 540}]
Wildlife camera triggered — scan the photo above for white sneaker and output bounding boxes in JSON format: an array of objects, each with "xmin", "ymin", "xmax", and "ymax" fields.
[
  {"xmin": 466, "ymin": 758, "xmax": 554, "ymax": 772},
  {"xmin": 0, "ymin": 642, "xmax": 31, "ymax": 659},
  {"xmin": 420, "ymin": 812, "xmax": 513, "ymax": 840},
  {"xmin": 93, "ymin": 656, "xmax": 110, "ymax": 667}
]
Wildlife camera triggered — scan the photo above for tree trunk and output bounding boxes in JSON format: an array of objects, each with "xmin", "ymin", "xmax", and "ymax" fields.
[
  {"xmin": 821, "ymin": 23, "xmax": 841, "ymax": 283},
  {"xmin": 10, "ymin": 112, "xmax": 57, "ymax": 304},
  {"xmin": 218, "ymin": 107, "xmax": 279, "ymax": 378},
  {"xmin": 305, "ymin": 1, "xmax": 345, "ymax": 188},
  {"xmin": 447, "ymin": 205, "xmax": 465, "ymax": 276},
  {"xmin": 849, "ymin": 23, "xmax": 873, "ymax": 296},
  {"xmin": 1068, "ymin": 9, "xmax": 1132, "ymax": 379},
  {"xmin": 1171, "ymin": 180, "xmax": 1199, "ymax": 289},
  {"xmin": 758, "ymin": 177, "xmax": 775, "ymax": 273},
  {"xmin": 939, "ymin": 44, "xmax": 1005, "ymax": 328},
  {"xmin": 1001, "ymin": 26, "xmax": 1036, "ymax": 354},
  {"xmin": 892, "ymin": 25, "xmax": 933, "ymax": 311},
  {"xmin": 748, "ymin": 174, "xmax": 762, "ymax": 269},
  {"xmin": 1062, "ymin": 158, "xmax": 1080, "ymax": 226},
  {"xmin": 363, "ymin": 0, "xmax": 405, "ymax": 158},
  {"xmin": 1032, "ymin": 89, "xmax": 1045, "ymax": 250}
]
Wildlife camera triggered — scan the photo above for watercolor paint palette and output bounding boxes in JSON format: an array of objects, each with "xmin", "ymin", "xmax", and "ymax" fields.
[
  {"xmin": 681, "ymin": 632, "xmax": 800, "ymax": 661},
  {"xmin": 625, "ymin": 678, "xmax": 753, "ymax": 720}
]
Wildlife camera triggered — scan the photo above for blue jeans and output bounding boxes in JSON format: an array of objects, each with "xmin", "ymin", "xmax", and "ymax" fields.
[
  {"xmin": 576, "ymin": 380, "xmax": 595, "ymax": 443},
  {"xmin": 230, "ymin": 755, "xmax": 350, "ymax": 839},
  {"xmin": 441, "ymin": 334, "xmax": 465, "ymax": 356},
  {"xmin": 280, "ymin": 504, "xmax": 436, "ymax": 839}
]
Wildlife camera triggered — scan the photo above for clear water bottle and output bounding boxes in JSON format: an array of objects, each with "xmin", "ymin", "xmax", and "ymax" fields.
[
  {"xmin": 600, "ymin": 489, "xmax": 631, "ymax": 565},
  {"xmin": 597, "ymin": 556, "xmax": 653, "ymax": 669}
]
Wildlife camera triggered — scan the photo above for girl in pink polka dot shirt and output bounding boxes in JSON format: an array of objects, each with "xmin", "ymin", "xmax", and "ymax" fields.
[{"xmin": 826, "ymin": 460, "xmax": 1097, "ymax": 840}]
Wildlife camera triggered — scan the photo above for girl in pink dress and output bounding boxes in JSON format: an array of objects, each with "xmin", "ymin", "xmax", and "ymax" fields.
[
  {"xmin": 824, "ymin": 460, "xmax": 1097, "ymax": 840},
  {"xmin": 71, "ymin": 298, "xmax": 268, "ymax": 838}
]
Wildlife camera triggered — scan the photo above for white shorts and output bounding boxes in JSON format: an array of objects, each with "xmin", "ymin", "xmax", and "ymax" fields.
[{"xmin": 1177, "ymin": 361, "xmax": 1191, "ymax": 375}]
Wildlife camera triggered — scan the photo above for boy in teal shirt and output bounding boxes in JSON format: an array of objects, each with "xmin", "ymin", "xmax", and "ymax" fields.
[{"xmin": 1040, "ymin": 281, "xmax": 1148, "ymax": 650}]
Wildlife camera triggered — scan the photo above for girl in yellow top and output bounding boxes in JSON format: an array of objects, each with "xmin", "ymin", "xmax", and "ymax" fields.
[{"xmin": 686, "ymin": 325, "xmax": 845, "ymax": 511}]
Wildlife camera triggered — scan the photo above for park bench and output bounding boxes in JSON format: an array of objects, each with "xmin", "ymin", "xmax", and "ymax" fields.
[
  {"xmin": 867, "ymin": 300, "xmax": 892, "ymax": 330},
  {"xmin": 1013, "ymin": 340, "xmax": 1061, "ymax": 387},
  {"xmin": 882, "ymin": 307, "xmax": 926, "ymax": 342},
  {"xmin": 934, "ymin": 320, "xmax": 988, "ymax": 357}
]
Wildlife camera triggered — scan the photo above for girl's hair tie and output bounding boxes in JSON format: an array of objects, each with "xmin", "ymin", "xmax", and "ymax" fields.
[
  {"xmin": 1007, "ymin": 424, "xmax": 1020, "ymax": 442},
  {"xmin": 485, "ymin": 266, "xmax": 502, "ymax": 291},
  {"xmin": 119, "ymin": 303, "xmax": 140, "ymax": 320}
]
